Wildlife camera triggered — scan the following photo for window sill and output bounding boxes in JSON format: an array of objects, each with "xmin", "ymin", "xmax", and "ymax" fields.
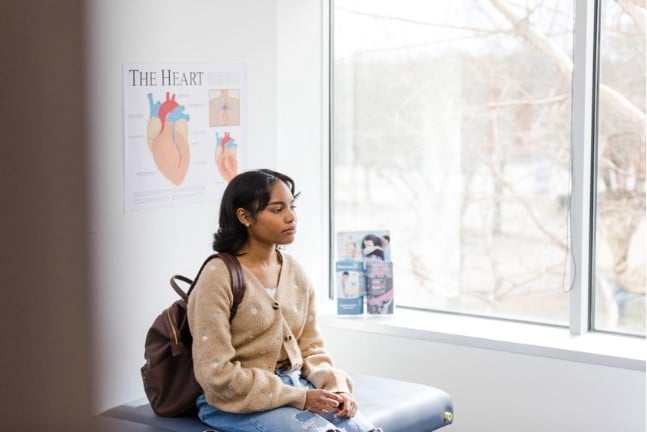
[{"xmin": 317, "ymin": 302, "xmax": 646, "ymax": 371}]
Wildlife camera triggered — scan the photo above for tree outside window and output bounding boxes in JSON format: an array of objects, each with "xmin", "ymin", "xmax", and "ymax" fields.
[{"xmin": 332, "ymin": 0, "xmax": 645, "ymax": 335}]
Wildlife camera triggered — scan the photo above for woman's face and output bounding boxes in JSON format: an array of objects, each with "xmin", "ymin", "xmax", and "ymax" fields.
[{"xmin": 249, "ymin": 181, "xmax": 297, "ymax": 246}]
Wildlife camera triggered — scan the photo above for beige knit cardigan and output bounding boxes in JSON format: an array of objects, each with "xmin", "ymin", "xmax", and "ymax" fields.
[{"xmin": 187, "ymin": 251, "xmax": 353, "ymax": 413}]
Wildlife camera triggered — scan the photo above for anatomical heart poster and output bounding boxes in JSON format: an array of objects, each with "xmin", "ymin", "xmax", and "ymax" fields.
[{"xmin": 123, "ymin": 63, "xmax": 247, "ymax": 211}]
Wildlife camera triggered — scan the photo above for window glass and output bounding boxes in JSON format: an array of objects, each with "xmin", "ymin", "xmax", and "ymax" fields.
[
  {"xmin": 594, "ymin": 0, "xmax": 646, "ymax": 335},
  {"xmin": 333, "ymin": 0, "xmax": 575, "ymax": 324}
]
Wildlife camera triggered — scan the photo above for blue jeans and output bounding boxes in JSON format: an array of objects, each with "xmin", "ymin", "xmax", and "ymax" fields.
[{"xmin": 196, "ymin": 369, "xmax": 380, "ymax": 432}]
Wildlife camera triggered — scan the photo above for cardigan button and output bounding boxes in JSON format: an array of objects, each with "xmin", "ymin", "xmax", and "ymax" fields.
[{"xmin": 272, "ymin": 301, "xmax": 280, "ymax": 310}]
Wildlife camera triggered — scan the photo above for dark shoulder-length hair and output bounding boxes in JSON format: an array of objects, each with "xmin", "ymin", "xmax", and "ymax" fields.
[{"xmin": 213, "ymin": 169, "xmax": 298, "ymax": 254}]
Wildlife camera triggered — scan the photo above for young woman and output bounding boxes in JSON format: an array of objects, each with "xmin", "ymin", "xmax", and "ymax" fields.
[{"xmin": 188, "ymin": 169, "xmax": 381, "ymax": 432}]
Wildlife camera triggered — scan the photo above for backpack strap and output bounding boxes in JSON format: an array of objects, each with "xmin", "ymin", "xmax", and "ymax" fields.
[
  {"xmin": 170, "ymin": 275, "xmax": 193, "ymax": 301},
  {"xmin": 216, "ymin": 252, "xmax": 246, "ymax": 319},
  {"xmin": 170, "ymin": 252, "xmax": 246, "ymax": 320}
]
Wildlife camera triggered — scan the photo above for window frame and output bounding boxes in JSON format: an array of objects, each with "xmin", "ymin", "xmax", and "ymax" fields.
[{"xmin": 326, "ymin": 0, "xmax": 644, "ymax": 339}]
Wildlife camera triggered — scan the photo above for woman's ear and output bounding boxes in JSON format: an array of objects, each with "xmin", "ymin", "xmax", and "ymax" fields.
[{"xmin": 236, "ymin": 208, "xmax": 251, "ymax": 227}]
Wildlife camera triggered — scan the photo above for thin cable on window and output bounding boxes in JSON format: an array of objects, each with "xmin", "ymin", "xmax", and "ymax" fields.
[{"xmin": 563, "ymin": 137, "xmax": 577, "ymax": 294}]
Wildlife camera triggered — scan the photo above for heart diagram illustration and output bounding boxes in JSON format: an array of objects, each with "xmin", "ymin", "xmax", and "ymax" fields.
[
  {"xmin": 146, "ymin": 92, "xmax": 190, "ymax": 186},
  {"xmin": 215, "ymin": 131, "xmax": 238, "ymax": 182}
]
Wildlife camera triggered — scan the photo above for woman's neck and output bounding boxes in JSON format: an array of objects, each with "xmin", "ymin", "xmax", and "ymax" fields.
[
  {"xmin": 238, "ymin": 245, "xmax": 283, "ymax": 288},
  {"xmin": 238, "ymin": 243, "xmax": 280, "ymax": 267}
]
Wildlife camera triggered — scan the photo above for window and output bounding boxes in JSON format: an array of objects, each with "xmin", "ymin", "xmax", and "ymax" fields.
[
  {"xmin": 331, "ymin": 0, "xmax": 645, "ymax": 335},
  {"xmin": 593, "ymin": 0, "xmax": 645, "ymax": 335}
]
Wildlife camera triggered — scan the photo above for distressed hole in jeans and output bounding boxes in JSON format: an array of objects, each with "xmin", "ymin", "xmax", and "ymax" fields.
[{"xmin": 291, "ymin": 411, "xmax": 342, "ymax": 432}]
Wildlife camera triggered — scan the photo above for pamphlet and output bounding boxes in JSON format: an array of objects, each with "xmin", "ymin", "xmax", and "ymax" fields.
[
  {"xmin": 335, "ymin": 230, "xmax": 393, "ymax": 315},
  {"xmin": 335, "ymin": 261, "xmax": 364, "ymax": 315},
  {"xmin": 336, "ymin": 230, "xmax": 391, "ymax": 263},
  {"xmin": 365, "ymin": 261, "xmax": 394, "ymax": 315}
]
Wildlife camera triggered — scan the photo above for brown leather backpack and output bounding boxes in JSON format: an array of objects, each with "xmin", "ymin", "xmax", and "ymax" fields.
[{"xmin": 140, "ymin": 252, "xmax": 245, "ymax": 417}]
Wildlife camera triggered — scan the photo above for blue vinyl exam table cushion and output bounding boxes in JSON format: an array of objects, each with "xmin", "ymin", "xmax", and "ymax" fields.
[{"xmin": 100, "ymin": 373, "xmax": 453, "ymax": 432}]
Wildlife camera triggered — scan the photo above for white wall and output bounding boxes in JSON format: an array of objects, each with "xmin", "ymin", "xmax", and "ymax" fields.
[
  {"xmin": 87, "ymin": 0, "xmax": 329, "ymax": 411},
  {"xmin": 276, "ymin": 0, "xmax": 330, "ymax": 290},
  {"xmin": 87, "ymin": 2, "xmax": 645, "ymax": 432},
  {"xmin": 320, "ymin": 325, "xmax": 645, "ymax": 432}
]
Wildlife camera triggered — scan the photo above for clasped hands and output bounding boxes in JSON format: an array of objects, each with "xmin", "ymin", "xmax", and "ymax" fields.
[{"xmin": 304, "ymin": 389, "xmax": 357, "ymax": 418}]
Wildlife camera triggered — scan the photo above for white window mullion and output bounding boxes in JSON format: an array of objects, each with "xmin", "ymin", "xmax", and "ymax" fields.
[{"xmin": 569, "ymin": 0, "xmax": 597, "ymax": 336}]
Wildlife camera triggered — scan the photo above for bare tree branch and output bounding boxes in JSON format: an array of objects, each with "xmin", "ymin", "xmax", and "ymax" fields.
[
  {"xmin": 487, "ymin": 94, "xmax": 569, "ymax": 108},
  {"xmin": 488, "ymin": 0, "xmax": 646, "ymax": 136},
  {"xmin": 619, "ymin": 0, "xmax": 646, "ymax": 35},
  {"xmin": 481, "ymin": 155, "xmax": 569, "ymax": 251}
]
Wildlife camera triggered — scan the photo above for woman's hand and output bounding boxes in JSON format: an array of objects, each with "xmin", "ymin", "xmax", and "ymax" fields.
[
  {"xmin": 333, "ymin": 392, "xmax": 358, "ymax": 418},
  {"xmin": 304, "ymin": 389, "xmax": 343, "ymax": 415}
]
